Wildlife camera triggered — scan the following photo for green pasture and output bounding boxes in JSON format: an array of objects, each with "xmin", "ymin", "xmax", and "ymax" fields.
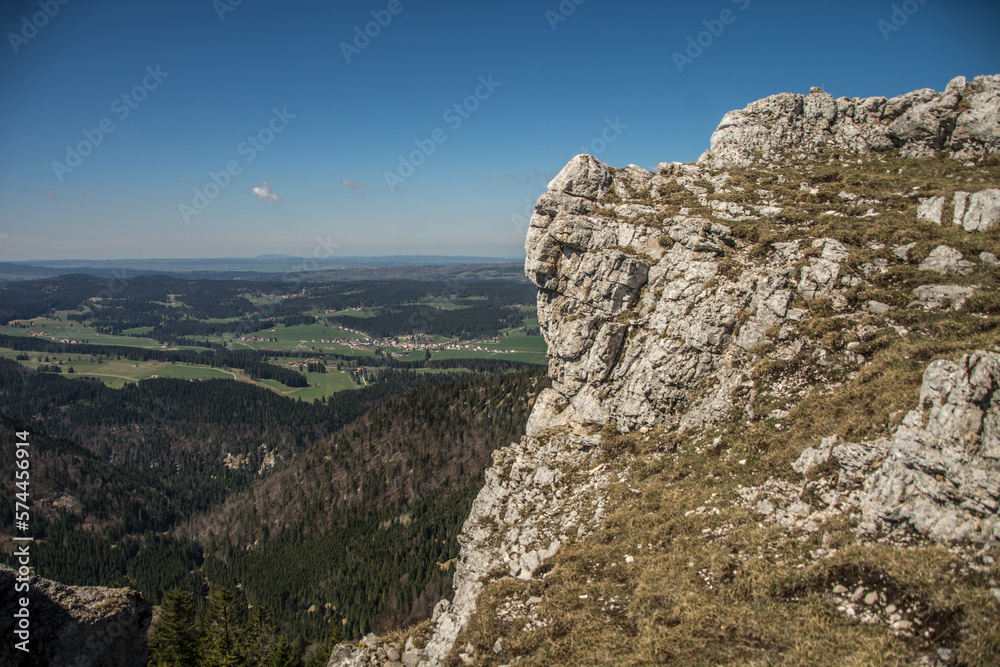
[
  {"xmin": 484, "ymin": 334, "xmax": 547, "ymax": 353},
  {"xmin": 324, "ymin": 310, "xmax": 374, "ymax": 319},
  {"xmin": 256, "ymin": 370, "xmax": 357, "ymax": 400},
  {"xmin": 0, "ymin": 314, "xmax": 168, "ymax": 349},
  {"xmin": 0, "ymin": 347, "xmax": 363, "ymax": 399},
  {"xmin": 430, "ymin": 349, "xmax": 546, "ymax": 365}
]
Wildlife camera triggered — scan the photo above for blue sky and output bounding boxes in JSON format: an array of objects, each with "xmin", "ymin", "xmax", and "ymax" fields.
[{"xmin": 0, "ymin": 0, "xmax": 997, "ymax": 261}]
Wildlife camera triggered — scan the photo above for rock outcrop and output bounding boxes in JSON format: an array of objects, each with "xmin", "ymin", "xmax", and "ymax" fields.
[
  {"xmin": 701, "ymin": 74, "xmax": 1000, "ymax": 168},
  {"xmin": 780, "ymin": 351, "xmax": 1000, "ymax": 545},
  {"xmin": 860, "ymin": 352, "xmax": 1000, "ymax": 543},
  {"xmin": 524, "ymin": 155, "xmax": 750, "ymax": 437},
  {"xmin": 330, "ymin": 74, "xmax": 1000, "ymax": 666},
  {"xmin": 0, "ymin": 568, "xmax": 151, "ymax": 667},
  {"xmin": 418, "ymin": 433, "xmax": 613, "ymax": 665}
]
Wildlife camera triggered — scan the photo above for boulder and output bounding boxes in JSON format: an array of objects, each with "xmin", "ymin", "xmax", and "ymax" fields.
[
  {"xmin": 918, "ymin": 245, "xmax": 974, "ymax": 275},
  {"xmin": 861, "ymin": 353, "xmax": 1000, "ymax": 543},
  {"xmin": 962, "ymin": 188, "xmax": 1000, "ymax": 231},
  {"xmin": 0, "ymin": 569, "xmax": 151, "ymax": 667},
  {"xmin": 916, "ymin": 196, "xmax": 945, "ymax": 225},
  {"xmin": 701, "ymin": 75, "xmax": 1000, "ymax": 168}
]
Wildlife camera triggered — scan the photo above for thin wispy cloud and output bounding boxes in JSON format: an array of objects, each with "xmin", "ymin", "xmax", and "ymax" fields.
[
  {"xmin": 341, "ymin": 178, "xmax": 366, "ymax": 193},
  {"xmin": 25, "ymin": 189, "xmax": 94, "ymax": 201},
  {"xmin": 476, "ymin": 173, "xmax": 491, "ymax": 181},
  {"xmin": 251, "ymin": 182, "xmax": 281, "ymax": 203},
  {"xmin": 498, "ymin": 171, "xmax": 552, "ymax": 185}
]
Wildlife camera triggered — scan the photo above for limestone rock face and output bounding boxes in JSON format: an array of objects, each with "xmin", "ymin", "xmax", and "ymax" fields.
[
  {"xmin": 0, "ymin": 569, "xmax": 151, "ymax": 667},
  {"xmin": 418, "ymin": 433, "xmax": 612, "ymax": 664},
  {"xmin": 701, "ymin": 75, "xmax": 1000, "ymax": 168},
  {"xmin": 330, "ymin": 433, "xmax": 613, "ymax": 667},
  {"xmin": 860, "ymin": 353, "xmax": 1000, "ymax": 543},
  {"xmin": 524, "ymin": 157, "xmax": 759, "ymax": 436}
]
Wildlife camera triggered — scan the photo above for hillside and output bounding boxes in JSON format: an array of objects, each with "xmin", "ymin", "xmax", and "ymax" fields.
[
  {"xmin": 0, "ymin": 359, "xmax": 460, "ymax": 518},
  {"xmin": 336, "ymin": 75, "xmax": 1000, "ymax": 665},
  {"xmin": 177, "ymin": 369, "xmax": 548, "ymax": 639}
]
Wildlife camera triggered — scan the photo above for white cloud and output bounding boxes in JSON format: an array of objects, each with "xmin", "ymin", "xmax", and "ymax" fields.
[
  {"xmin": 251, "ymin": 182, "xmax": 281, "ymax": 203},
  {"xmin": 341, "ymin": 178, "xmax": 365, "ymax": 192}
]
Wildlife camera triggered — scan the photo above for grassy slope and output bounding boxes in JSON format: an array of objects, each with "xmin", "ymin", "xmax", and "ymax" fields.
[{"xmin": 0, "ymin": 313, "xmax": 171, "ymax": 348}]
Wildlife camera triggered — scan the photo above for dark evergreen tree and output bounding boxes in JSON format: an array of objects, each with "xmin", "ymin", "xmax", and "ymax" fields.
[
  {"xmin": 202, "ymin": 588, "xmax": 243, "ymax": 667},
  {"xmin": 240, "ymin": 606, "xmax": 285, "ymax": 667},
  {"xmin": 147, "ymin": 588, "xmax": 201, "ymax": 666},
  {"xmin": 303, "ymin": 634, "xmax": 339, "ymax": 667}
]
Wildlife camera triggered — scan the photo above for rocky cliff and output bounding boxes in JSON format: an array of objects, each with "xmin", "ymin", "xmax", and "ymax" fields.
[
  {"xmin": 332, "ymin": 75, "xmax": 1000, "ymax": 666},
  {"xmin": 0, "ymin": 568, "xmax": 152, "ymax": 667}
]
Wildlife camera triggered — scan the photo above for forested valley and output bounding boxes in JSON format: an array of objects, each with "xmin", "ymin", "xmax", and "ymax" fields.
[{"xmin": 0, "ymin": 272, "xmax": 546, "ymax": 664}]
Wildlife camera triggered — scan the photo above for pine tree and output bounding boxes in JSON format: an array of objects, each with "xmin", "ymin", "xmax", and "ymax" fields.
[
  {"xmin": 147, "ymin": 588, "xmax": 200, "ymax": 666},
  {"xmin": 270, "ymin": 636, "xmax": 298, "ymax": 667},
  {"xmin": 202, "ymin": 588, "xmax": 243, "ymax": 667},
  {"xmin": 303, "ymin": 633, "xmax": 339, "ymax": 667},
  {"xmin": 241, "ymin": 605, "xmax": 282, "ymax": 666}
]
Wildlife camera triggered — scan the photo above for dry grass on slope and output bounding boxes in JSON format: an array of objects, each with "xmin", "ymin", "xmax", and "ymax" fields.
[{"xmin": 454, "ymin": 392, "xmax": 999, "ymax": 665}]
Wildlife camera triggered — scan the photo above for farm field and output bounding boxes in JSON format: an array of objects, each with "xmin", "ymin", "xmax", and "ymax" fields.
[
  {"xmin": 226, "ymin": 322, "xmax": 367, "ymax": 351},
  {"xmin": 0, "ymin": 348, "xmax": 246, "ymax": 388},
  {"xmin": 256, "ymin": 370, "xmax": 358, "ymax": 400},
  {"xmin": 431, "ymin": 347, "xmax": 546, "ymax": 365},
  {"xmin": 0, "ymin": 346, "xmax": 365, "ymax": 398},
  {"xmin": 0, "ymin": 314, "xmax": 180, "ymax": 350},
  {"xmin": 0, "ymin": 276, "xmax": 547, "ymax": 399}
]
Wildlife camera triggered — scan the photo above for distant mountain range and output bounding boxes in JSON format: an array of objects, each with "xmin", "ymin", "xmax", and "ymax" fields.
[{"xmin": 0, "ymin": 256, "xmax": 527, "ymax": 283}]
